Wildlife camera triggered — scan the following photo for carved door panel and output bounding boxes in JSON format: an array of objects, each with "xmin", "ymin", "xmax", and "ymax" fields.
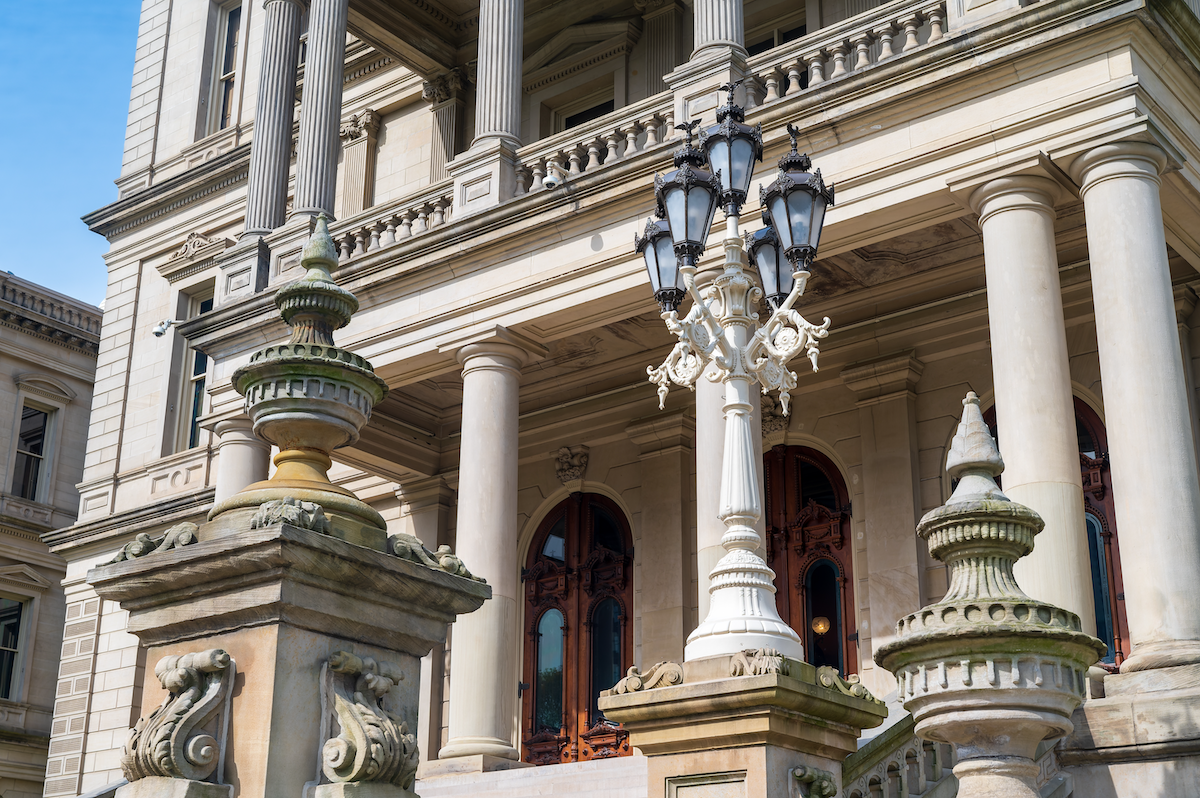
[
  {"xmin": 521, "ymin": 494, "xmax": 634, "ymax": 764},
  {"xmin": 763, "ymin": 446, "xmax": 857, "ymax": 674}
]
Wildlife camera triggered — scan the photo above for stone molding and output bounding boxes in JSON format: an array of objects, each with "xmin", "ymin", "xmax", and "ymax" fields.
[
  {"xmin": 625, "ymin": 411, "xmax": 695, "ymax": 457},
  {"xmin": 13, "ymin": 373, "xmax": 77, "ymax": 404},
  {"xmin": 442, "ymin": 325, "xmax": 550, "ymax": 369},
  {"xmin": 0, "ymin": 275, "xmax": 101, "ymax": 355},
  {"xmin": 0, "ymin": 564, "xmax": 51, "ymax": 593},
  {"xmin": 840, "ymin": 351, "xmax": 924, "ymax": 406},
  {"xmin": 521, "ymin": 20, "xmax": 643, "ymax": 93},
  {"xmin": 161, "ymin": 231, "xmax": 236, "ymax": 283}
]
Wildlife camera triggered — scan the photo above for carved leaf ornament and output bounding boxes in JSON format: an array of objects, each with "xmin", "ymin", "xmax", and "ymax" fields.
[
  {"xmin": 608, "ymin": 661, "xmax": 683, "ymax": 694},
  {"xmin": 107, "ymin": 522, "xmax": 199, "ymax": 563},
  {"xmin": 322, "ymin": 651, "xmax": 418, "ymax": 788},
  {"xmin": 122, "ymin": 649, "xmax": 234, "ymax": 783}
]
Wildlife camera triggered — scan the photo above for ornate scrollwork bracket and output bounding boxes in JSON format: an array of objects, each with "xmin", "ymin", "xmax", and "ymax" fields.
[
  {"xmin": 790, "ymin": 765, "xmax": 837, "ymax": 798},
  {"xmin": 606, "ymin": 661, "xmax": 684, "ymax": 694},
  {"xmin": 107, "ymin": 522, "xmax": 199, "ymax": 564},
  {"xmin": 121, "ymin": 649, "xmax": 235, "ymax": 784},
  {"xmin": 816, "ymin": 665, "xmax": 884, "ymax": 706},
  {"xmin": 319, "ymin": 651, "xmax": 418, "ymax": 789},
  {"xmin": 389, "ymin": 533, "xmax": 485, "ymax": 582}
]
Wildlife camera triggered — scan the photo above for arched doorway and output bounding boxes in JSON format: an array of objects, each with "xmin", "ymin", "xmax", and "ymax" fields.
[
  {"xmin": 763, "ymin": 446, "xmax": 857, "ymax": 674},
  {"xmin": 520, "ymin": 493, "xmax": 634, "ymax": 764},
  {"xmin": 981, "ymin": 399, "xmax": 1129, "ymax": 666}
]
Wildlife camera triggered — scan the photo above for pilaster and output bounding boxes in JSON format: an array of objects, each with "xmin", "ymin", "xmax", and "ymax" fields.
[
  {"xmin": 339, "ymin": 109, "xmax": 381, "ymax": 218},
  {"xmin": 422, "ymin": 70, "xmax": 467, "ymax": 182},
  {"xmin": 638, "ymin": 0, "xmax": 685, "ymax": 93}
]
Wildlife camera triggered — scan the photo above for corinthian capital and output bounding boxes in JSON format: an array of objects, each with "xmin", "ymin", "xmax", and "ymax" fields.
[
  {"xmin": 339, "ymin": 108, "xmax": 381, "ymax": 143},
  {"xmin": 421, "ymin": 67, "xmax": 467, "ymax": 105}
]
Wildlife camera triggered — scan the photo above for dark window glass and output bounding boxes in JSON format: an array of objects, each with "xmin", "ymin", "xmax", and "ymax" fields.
[
  {"xmin": 1077, "ymin": 417, "xmax": 1097, "ymax": 459},
  {"xmin": 747, "ymin": 35, "xmax": 775, "ymax": 56},
  {"xmin": 564, "ymin": 100, "xmax": 615, "ymax": 131},
  {"xmin": 805, "ymin": 560, "xmax": 842, "ymax": 671},
  {"xmin": 593, "ymin": 505, "xmax": 624, "ymax": 553},
  {"xmin": 11, "ymin": 407, "xmax": 48, "ymax": 500},
  {"xmin": 781, "ymin": 23, "xmax": 807, "ymax": 42},
  {"xmin": 185, "ymin": 298, "xmax": 215, "ymax": 449},
  {"xmin": 218, "ymin": 6, "xmax": 241, "ymax": 130},
  {"xmin": 590, "ymin": 598, "xmax": 621, "ymax": 722},
  {"xmin": 542, "ymin": 518, "xmax": 566, "ymax": 562},
  {"xmin": 799, "ymin": 461, "xmax": 837, "ymax": 509},
  {"xmin": 535, "ymin": 610, "xmax": 565, "ymax": 732},
  {"xmin": 1086, "ymin": 513, "xmax": 1116, "ymax": 663},
  {"xmin": 0, "ymin": 599, "xmax": 23, "ymax": 700}
]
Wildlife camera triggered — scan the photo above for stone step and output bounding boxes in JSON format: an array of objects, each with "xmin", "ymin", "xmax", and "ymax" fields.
[{"xmin": 417, "ymin": 757, "xmax": 649, "ymax": 798}]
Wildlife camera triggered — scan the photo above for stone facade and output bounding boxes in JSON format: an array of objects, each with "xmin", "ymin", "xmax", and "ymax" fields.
[
  {"xmin": 49, "ymin": 0, "xmax": 1200, "ymax": 793},
  {"xmin": 0, "ymin": 273, "xmax": 99, "ymax": 798}
]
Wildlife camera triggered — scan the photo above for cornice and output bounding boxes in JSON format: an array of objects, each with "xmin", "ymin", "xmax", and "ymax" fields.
[
  {"xmin": 82, "ymin": 145, "xmax": 251, "ymax": 241},
  {"xmin": 0, "ymin": 275, "xmax": 101, "ymax": 356},
  {"xmin": 42, "ymin": 489, "xmax": 214, "ymax": 553}
]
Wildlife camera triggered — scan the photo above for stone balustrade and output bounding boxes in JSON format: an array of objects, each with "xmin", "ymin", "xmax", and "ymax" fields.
[
  {"xmin": 841, "ymin": 717, "xmax": 955, "ymax": 798},
  {"xmin": 746, "ymin": 0, "xmax": 946, "ymax": 106},
  {"xmin": 328, "ymin": 179, "xmax": 456, "ymax": 264},
  {"xmin": 513, "ymin": 91, "xmax": 675, "ymax": 195}
]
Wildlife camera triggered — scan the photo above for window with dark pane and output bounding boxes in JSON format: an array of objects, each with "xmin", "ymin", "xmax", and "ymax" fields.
[
  {"xmin": 590, "ymin": 598, "xmax": 622, "ymax": 722},
  {"xmin": 804, "ymin": 560, "xmax": 843, "ymax": 672},
  {"xmin": 593, "ymin": 505, "xmax": 624, "ymax": 553},
  {"xmin": 185, "ymin": 296, "xmax": 215, "ymax": 450},
  {"xmin": 11, "ymin": 406, "xmax": 48, "ymax": 501},
  {"xmin": 0, "ymin": 599, "xmax": 23, "ymax": 700},
  {"xmin": 542, "ymin": 517, "xmax": 566, "ymax": 562},
  {"xmin": 799, "ymin": 460, "xmax": 837, "ymax": 509},
  {"xmin": 534, "ymin": 610, "xmax": 564, "ymax": 732},
  {"xmin": 217, "ymin": 6, "xmax": 242, "ymax": 130}
]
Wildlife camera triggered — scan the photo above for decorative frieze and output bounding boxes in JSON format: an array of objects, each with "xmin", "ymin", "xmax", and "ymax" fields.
[
  {"xmin": 249, "ymin": 498, "xmax": 331, "ymax": 533},
  {"xmin": 730, "ymin": 647, "xmax": 788, "ymax": 676}
]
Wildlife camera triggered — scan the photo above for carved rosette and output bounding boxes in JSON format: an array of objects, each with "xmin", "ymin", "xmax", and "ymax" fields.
[
  {"xmin": 122, "ymin": 649, "xmax": 234, "ymax": 783},
  {"xmin": 320, "ymin": 651, "xmax": 418, "ymax": 788}
]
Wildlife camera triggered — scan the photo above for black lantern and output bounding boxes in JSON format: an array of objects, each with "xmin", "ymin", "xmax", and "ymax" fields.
[
  {"xmin": 654, "ymin": 120, "xmax": 722, "ymax": 268},
  {"xmin": 636, "ymin": 217, "xmax": 684, "ymax": 313},
  {"xmin": 759, "ymin": 123, "xmax": 834, "ymax": 267},
  {"xmin": 744, "ymin": 214, "xmax": 789, "ymax": 308},
  {"xmin": 700, "ymin": 81, "xmax": 763, "ymax": 216}
]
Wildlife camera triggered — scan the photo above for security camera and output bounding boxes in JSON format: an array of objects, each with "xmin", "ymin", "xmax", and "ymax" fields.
[
  {"xmin": 152, "ymin": 319, "xmax": 180, "ymax": 337},
  {"xmin": 542, "ymin": 166, "xmax": 563, "ymax": 190}
]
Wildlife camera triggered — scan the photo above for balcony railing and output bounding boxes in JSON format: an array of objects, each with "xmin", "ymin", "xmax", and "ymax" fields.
[{"xmin": 328, "ymin": 179, "xmax": 455, "ymax": 264}]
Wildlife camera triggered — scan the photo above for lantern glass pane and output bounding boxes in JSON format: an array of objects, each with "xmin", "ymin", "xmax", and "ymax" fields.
[
  {"xmin": 664, "ymin": 185, "xmax": 687, "ymax": 242},
  {"xmin": 786, "ymin": 188, "xmax": 814, "ymax": 250},
  {"xmin": 767, "ymin": 194, "xmax": 793, "ymax": 251},
  {"xmin": 656, "ymin": 237, "xmax": 679, "ymax": 289},
  {"xmin": 756, "ymin": 240, "xmax": 780, "ymax": 298},
  {"xmin": 809, "ymin": 197, "xmax": 828, "ymax": 252},
  {"xmin": 777, "ymin": 257, "xmax": 795, "ymax": 297},
  {"xmin": 730, "ymin": 138, "xmax": 755, "ymax": 197},
  {"xmin": 642, "ymin": 243, "xmax": 663, "ymax": 293},
  {"xmin": 687, "ymin": 184, "xmax": 715, "ymax": 244},
  {"xmin": 707, "ymin": 141, "xmax": 732, "ymax": 196}
]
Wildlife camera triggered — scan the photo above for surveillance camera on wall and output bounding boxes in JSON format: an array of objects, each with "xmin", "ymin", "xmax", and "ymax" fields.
[
  {"xmin": 152, "ymin": 319, "xmax": 181, "ymax": 337},
  {"xmin": 542, "ymin": 169, "xmax": 563, "ymax": 190}
]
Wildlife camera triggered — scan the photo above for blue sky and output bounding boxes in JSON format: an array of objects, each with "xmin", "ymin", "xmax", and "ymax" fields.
[{"xmin": 0, "ymin": 1, "xmax": 142, "ymax": 307}]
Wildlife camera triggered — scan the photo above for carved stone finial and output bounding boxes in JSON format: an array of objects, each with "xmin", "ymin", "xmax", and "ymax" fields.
[
  {"xmin": 122, "ymin": 649, "xmax": 234, "ymax": 783},
  {"xmin": 107, "ymin": 522, "xmax": 199, "ymax": 563},
  {"xmin": 555, "ymin": 445, "xmax": 589, "ymax": 484},
  {"xmin": 944, "ymin": 391, "xmax": 1005, "ymax": 503},
  {"xmin": 320, "ymin": 651, "xmax": 418, "ymax": 788},
  {"xmin": 607, "ymin": 661, "xmax": 684, "ymax": 694}
]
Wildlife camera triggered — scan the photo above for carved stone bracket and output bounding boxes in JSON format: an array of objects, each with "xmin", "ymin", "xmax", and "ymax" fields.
[
  {"xmin": 607, "ymin": 661, "xmax": 683, "ymax": 694},
  {"xmin": 319, "ymin": 651, "xmax": 418, "ymax": 789},
  {"xmin": 389, "ymin": 533, "xmax": 485, "ymax": 582},
  {"xmin": 107, "ymin": 522, "xmax": 199, "ymax": 564},
  {"xmin": 122, "ymin": 649, "xmax": 235, "ymax": 784},
  {"xmin": 250, "ymin": 498, "xmax": 331, "ymax": 533},
  {"xmin": 555, "ymin": 445, "xmax": 590, "ymax": 484},
  {"xmin": 816, "ymin": 666, "xmax": 884, "ymax": 706},
  {"xmin": 730, "ymin": 647, "xmax": 788, "ymax": 676},
  {"xmin": 791, "ymin": 765, "xmax": 837, "ymax": 798}
]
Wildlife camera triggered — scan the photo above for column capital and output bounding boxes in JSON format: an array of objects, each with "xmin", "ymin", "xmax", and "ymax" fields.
[
  {"xmin": 947, "ymin": 153, "xmax": 1074, "ymax": 216},
  {"xmin": 421, "ymin": 67, "xmax": 468, "ymax": 106},
  {"xmin": 967, "ymin": 174, "xmax": 1065, "ymax": 225},
  {"xmin": 214, "ymin": 416, "xmax": 257, "ymax": 439},
  {"xmin": 441, "ymin": 325, "xmax": 549, "ymax": 371},
  {"xmin": 339, "ymin": 108, "xmax": 381, "ymax": 144},
  {"xmin": 626, "ymin": 411, "xmax": 695, "ymax": 458},
  {"xmin": 840, "ymin": 351, "xmax": 925, "ymax": 406},
  {"xmin": 1069, "ymin": 140, "xmax": 1170, "ymax": 193}
]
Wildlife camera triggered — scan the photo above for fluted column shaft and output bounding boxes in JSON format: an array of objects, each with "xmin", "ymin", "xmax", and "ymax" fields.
[
  {"xmin": 692, "ymin": 0, "xmax": 745, "ymax": 61},
  {"xmin": 472, "ymin": 0, "xmax": 523, "ymax": 147},
  {"xmin": 1071, "ymin": 141, "xmax": 1200, "ymax": 673},
  {"xmin": 971, "ymin": 175, "xmax": 1097, "ymax": 636},
  {"xmin": 439, "ymin": 342, "xmax": 528, "ymax": 761},
  {"xmin": 243, "ymin": 0, "xmax": 303, "ymax": 236},
  {"xmin": 213, "ymin": 418, "xmax": 271, "ymax": 503},
  {"xmin": 292, "ymin": 0, "xmax": 349, "ymax": 219}
]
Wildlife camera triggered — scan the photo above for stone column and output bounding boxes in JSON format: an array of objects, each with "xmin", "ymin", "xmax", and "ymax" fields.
[
  {"xmin": 423, "ymin": 69, "xmax": 466, "ymax": 181},
  {"xmin": 243, "ymin": 0, "xmax": 303, "ymax": 236},
  {"xmin": 841, "ymin": 352, "xmax": 925, "ymax": 690},
  {"xmin": 1070, "ymin": 141, "xmax": 1200, "ymax": 672},
  {"xmin": 292, "ymin": 0, "xmax": 349, "ymax": 220},
  {"xmin": 970, "ymin": 174, "xmax": 1097, "ymax": 635},
  {"xmin": 627, "ymin": 412, "xmax": 695, "ymax": 664},
  {"xmin": 691, "ymin": 0, "xmax": 745, "ymax": 61},
  {"xmin": 473, "ymin": 0, "xmax": 523, "ymax": 148},
  {"xmin": 397, "ymin": 477, "xmax": 457, "ymax": 762},
  {"xmin": 695, "ymin": 375, "xmax": 725, "ymax": 625},
  {"xmin": 213, "ymin": 417, "xmax": 271, "ymax": 504},
  {"xmin": 439, "ymin": 337, "xmax": 538, "ymax": 763},
  {"xmin": 1174, "ymin": 285, "xmax": 1200, "ymax": 468},
  {"xmin": 339, "ymin": 109, "xmax": 381, "ymax": 218}
]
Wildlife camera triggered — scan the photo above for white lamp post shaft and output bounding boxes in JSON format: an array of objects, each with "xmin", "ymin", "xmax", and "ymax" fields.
[{"xmin": 649, "ymin": 214, "xmax": 831, "ymax": 661}]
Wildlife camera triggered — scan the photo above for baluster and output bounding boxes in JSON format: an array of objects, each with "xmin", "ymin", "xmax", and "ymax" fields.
[
  {"xmin": 805, "ymin": 51, "xmax": 826, "ymax": 86},
  {"xmin": 874, "ymin": 23, "xmax": 896, "ymax": 60},
  {"xmin": 829, "ymin": 41, "xmax": 850, "ymax": 78},
  {"xmin": 514, "ymin": 164, "xmax": 529, "ymax": 196},
  {"xmin": 851, "ymin": 31, "xmax": 873, "ymax": 71},
  {"xmin": 399, "ymin": 211, "xmax": 414, "ymax": 238},
  {"xmin": 923, "ymin": 4, "xmax": 945, "ymax": 43},
  {"xmin": 351, "ymin": 229, "xmax": 365, "ymax": 256},
  {"xmin": 441, "ymin": 196, "xmax": 452, "ymax": 225},
  {"xmin": 383, "ymin": 216, "xmax": 398, "ymax": 246},
  {"xmin": 368, "ymin": 222, "xmax": 382, "ymax": 251},
  {"xmin": 623, "ymin": 123, "xmax": 641, "ymax": 157},
  {"xmin": 567, "ymin": 147, "xmax": 583, "ymax": 175},
  {"xmin": 605, "ymin": 130, "xmax": 622, "ymax": 162},
  {"xmin": 413, "ymin": 207, "xmax": 429, "ymax": 234},
  {"xmin": 785, "ymin": 60, "xmax": 805, "ymax": 95},
  {"xmin": 661, "ymin": 109, "xmax": 675, "ymax": 138},
  {"xmin": 586, "ymin": 138, "xmax": 603, "ymax": 170},
  {"xmin": 743, "ymin": 76, "xmax": 762, "ymax": 109},
  {"xmin": 339, "ymin": 233, "xmax": 352, "ymax": 262},
  {"xmin": 643, "ymin": 115, "xmax": 661, "ymax": 147},
  {"xmin": 531, "ymin": 160, "xmax": 547, "ymax": 191},
  {"xmin": 900, "ymin": 14, "xmax": 921, "ymax": 51},
  {"xmin": 431, "ymin": 200, "xmax": 447, "ymax": 227},
  {"xmin": 761, "ymin": 69, "xmax": 782, "ymax": 103}
]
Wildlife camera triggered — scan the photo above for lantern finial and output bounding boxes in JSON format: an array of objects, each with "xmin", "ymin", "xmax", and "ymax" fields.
[
  {"xmin": 716, "ymin": 80, "xmax": 746, "ymax": 124},
  {"xmin": 779, "ymin": 122, "xmax": 812, "ymax": 173},
  {"xmin": 673, "ymin": 120, "xmax": 706, "ymax": 168}
]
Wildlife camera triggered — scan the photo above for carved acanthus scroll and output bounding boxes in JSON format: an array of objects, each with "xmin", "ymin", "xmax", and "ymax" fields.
[
  {"xmin": 730, "ymin": 647, "xmax": 788, "ymax": 676},
  {"xmin": 107, "ymin": 522, "xmax": 199, "ymax": 564},
  {"xmin": 250, "ymin": 497, "xmax": 331, "ymax": 533},
  {"xmin": 121, "ymin": 649, "xmax": 234, "ymax": 783},
  {"xmin": 607, "ymin": 661, "xmax": 683, "ymax": 694},
  {"xmin": 320, "ymin": 651, "xmax": 418, "ymax": 789},
  {"xmin": 816, "ymin": 666, "xmax": 884, "ymax": 706},
  {"xmin": 389, "ymin": 533, "xmax": 485, "ymax": 582}
]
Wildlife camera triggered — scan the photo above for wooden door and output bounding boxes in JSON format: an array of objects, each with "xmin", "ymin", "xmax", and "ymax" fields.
[{"xmin": 520, "ymin": 494, "xmax": 634, "ymax": 764}]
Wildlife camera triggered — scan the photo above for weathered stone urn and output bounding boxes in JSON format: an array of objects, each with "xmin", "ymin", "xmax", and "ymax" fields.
[{"xmin": 875, "ymin": 393, "xmax": 1104, "ymax": 798}]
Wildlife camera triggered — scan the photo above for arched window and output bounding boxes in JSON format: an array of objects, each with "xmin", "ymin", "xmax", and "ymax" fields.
[
  {"xmin": 764, "ymin": 446, "xmax": 857, "ymax": 674},
  {"xmin": 981, "ymin": 399, "xmax": 1129, "ymax": 665},
  {"xmin": 521, "ymin": 494, "xmax": 634, "ymax": 764}
]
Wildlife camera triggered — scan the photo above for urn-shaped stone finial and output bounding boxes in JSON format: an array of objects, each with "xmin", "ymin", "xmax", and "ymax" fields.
[
  {"xmin": 875, "ymin": 392, "xmax": 1104, "ymax": 798},
  {"xmin": 209, "ymin": 215, "xmax": 390, "ymax": 546}
]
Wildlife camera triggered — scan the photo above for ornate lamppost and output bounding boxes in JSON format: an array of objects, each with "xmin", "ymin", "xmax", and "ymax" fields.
[{"xmin": 636, "ymin": 84, "xmax": 835, "ymax": 661}]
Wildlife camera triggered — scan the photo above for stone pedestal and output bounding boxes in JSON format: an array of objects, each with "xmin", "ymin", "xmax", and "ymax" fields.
[
  {"xmin": 600, "ymin": 655, "xmax": 887, "ymax": 797},
  {"xmin": 214, "ymin": 236, "xmax": 270, "ymax": 305},
  {"xmin": 89, "ymin": 523, "xmax": 489, "ymax": 798}
]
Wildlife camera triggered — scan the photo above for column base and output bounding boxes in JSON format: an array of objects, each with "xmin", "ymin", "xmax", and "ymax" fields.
[
  {"xmin": 435, "ymin": 740, "xmax": 522, "ymax": 762},
  {"xmin": 1119, "ymin": 639, "xmax": 1200, "ymax": 672},
  {"xmin": 420, "ymin": 754, "xmax": 530, "ymax": 779},
  {"xmin": 116, "ymin": 777, "xmax": 232, "ymax": 798},
  {"xmin": 952, "ymin": 757, "xmax": 1040, "ymax": 798}
]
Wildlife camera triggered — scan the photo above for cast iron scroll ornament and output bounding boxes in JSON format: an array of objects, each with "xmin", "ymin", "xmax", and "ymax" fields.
[{"xmin": 121, "ymin": 649, "xmax": 234, "ymax": 783}]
